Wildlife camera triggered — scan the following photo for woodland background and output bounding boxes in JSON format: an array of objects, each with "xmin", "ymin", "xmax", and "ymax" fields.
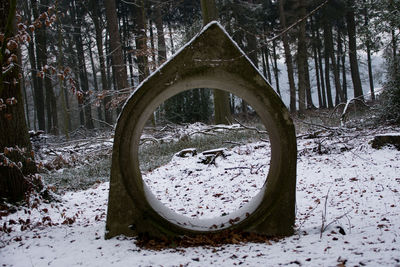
[{"xmin": 5, "ymin": 0, "xmax": 400, "ymax": 136}]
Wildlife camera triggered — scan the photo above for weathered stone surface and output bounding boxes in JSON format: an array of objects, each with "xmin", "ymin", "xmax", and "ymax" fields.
[{"xmin": 105, "ymin": 22, "xmax": 297, "ymax": 239}]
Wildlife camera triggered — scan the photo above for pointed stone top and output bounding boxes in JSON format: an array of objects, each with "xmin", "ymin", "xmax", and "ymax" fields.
[{"xmin": 126, "ymin": 20, "xmax": 269, "ymax": 102}]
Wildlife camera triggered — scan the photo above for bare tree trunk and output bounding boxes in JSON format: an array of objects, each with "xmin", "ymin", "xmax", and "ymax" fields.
[
  {"xmin": 311, "ymin": 17, "xmax": 322, "ymax": 108},
  {"xmin": 363, "ymin": 0, "xmax": 375, "ymax": 101},
  {"xmin": 88, "ymin": 39, "xmax": 103, "ymax": 123},
  {"xmin": 31, "ymin": 0, "xmax": 46, "ymax": 131},
  {"xmin": 200, "ymin": 0, "xmax": 232, "ymax": 124},
  {"xmin": 91, "ymin": 0, "xmax": 112, "ymax": 124},
  {"xmin": 149, "ymin": 20, "xmax": 157, "ymax": 71},
  {"xmin": 155, "ymin": 4, "xmax": 167, "ymax": 65},
  {"xmin": 134, "ymin": 0, "xmax": 150, "ymax": 82},
  {"xmin": 71, "ymin": 1, "xmax": 94, "ymax": 129},
  {"xmin": 296, "ymin": 0, "xmax": 308, "ymax": 112},
  {"xmin": 24, "ymin": 0, "xmax": 40, "ymax": 130},
  {"xmin": 279, "ymin": 0, "xmax": 297, "ymax": 112},
  {"xmin": 327, "ymin": 23, "xmax": 344, "ymax": 105},
  {"xmin": 316, "ymin": 26, "xmax": 327, "ymax": 108},
  {"xmin": 272, "ymin": 39, "xmax": 281, "ymax": 97},
  {"xmin": 346, "ymin": 0, "xmax": 364, "ymax": 100},
  {"xmin": 56, "ymin": 13, "xmax": 70, "ymax": 139},
  {"xmin": 337, "ymin": 28, "xmax": 348, "ymax": 102},
  {"xmin": 104, "ymin": 0, "xmax": 129, "ymax": 94},
  {"xmin": 0, "ymin": 0, "xmax": 37, "ymax": 202},
  {"xmin": 323, "ymin": 21, "xmax": 334, "ymax": 108}
]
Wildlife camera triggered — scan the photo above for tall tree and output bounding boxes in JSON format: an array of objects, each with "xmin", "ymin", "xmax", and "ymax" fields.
[
  {"xmin": 0, "ymin": 0, "xmax": 37, "ymax": 202},
  {"xmin": 30, "ymin": 0, "xmax": 46, "ymax": 131},
  {"xmin": 278, "ymin": 0, "xmax": 297, "ymax": 112},
  {"xmin": 133, "ymin": 0, "xmax": 150, "ymax": 83},
  {"xmin": 90, "ymin": 0, "xmax": 113, "ymax": 124},
  {"xmin": 104, "ymin": 0, "xmax": 129, "ymax": 94},
  {"xmin": 296, "ymin": 0, "xmax": 309, "ymax": 112},
  {"xmin": 154, "ymin": 3, "xmax": 167, "ymax": 65},
  {"xmin": 361, "ymin": 0, "xmax": 375, "ymax": 101},
  {"xmin": 200, "ymin": 0, "xmax": 232, "ymax": 124},
  {"xmin": 71, "ymin": 0, "xmax": 94, "ymax": 129},
  {"xmin": 346, "ymin": 0, "xmax": 364, "ymax": 100}
]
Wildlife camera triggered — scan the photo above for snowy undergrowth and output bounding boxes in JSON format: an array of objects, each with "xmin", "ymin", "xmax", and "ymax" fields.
[
  {"xmin": 1, "ymin": 127, "xmax": 400, "ymax": 266},
  {"xmin": 143, "ymin": 142, "xmax": 270, "ymax": 219}
]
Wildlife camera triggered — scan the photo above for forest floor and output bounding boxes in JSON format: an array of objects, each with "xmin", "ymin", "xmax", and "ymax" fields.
[{"xmin": 1, "ymin": 108, "xmax": 400, "ymax": 266}]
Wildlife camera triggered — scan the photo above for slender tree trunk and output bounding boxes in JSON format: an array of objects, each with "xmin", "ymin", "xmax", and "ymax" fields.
[
  {"xmin": 261, "ymin": 46, "xmax": 268, "ymax": 82},
  {"xmin": 134, "ymin": 0, "xmax": 154, "ymax": 125},
  {"xmin": 36, "ymin": 0, "xmax": 58, "ymax": 134},
  {"xmin": 31, "ymin": 0, "xmax": 45, "ymax": 131},
  {"xmin": 272, "ymin": 39, "xmax": 281, "ymax": 97},
  {"xmin": 72, "ymin": 1, "xmax": 94, "ymax": 129},
  {"xmin": 337, "ymin": 28, "xmax": 348, "ymax": 102},
  {"xmin": 265, "ymin": 47, "xmax": 272, "ymax": 83},
  {"xmin": 104, "ymin": 0, "xmax": 129, "ymax": 94},
  {"xmin": 155, "ymin": 4, "xmax": 167, "ymax": 65},
  {"xmin": 279, "ymin": 0, "xmax": 297, "ymax": 112},
  {"xmin": 21, "ymin": 70, "xmax": 30, "ymax": 129},
  {"xmin": 88, "ymin": 39, "xmax": 103, "ymax": 123},
  {"xmin": 363, "ymin": 1, "xmax": 375, "ymax": 101},
  {"xmin": 57, "ymin": 13, "xmax": 70, "ymax": 139},
  {"xmin": 149, "ymin": 20, "xmax": 157, "ymax": 71},
  {"xmin": 24, "ymin": 0, "xmax": 40, "ymax": 130},
  {"xmin": 91, "ymin": 0, "xmax": 112, "ymax": 124},
  {"xmin": 316, "ymin": 27, "xmax": 327, "ymax": 108},
  {"xmin": 200, "ymin": 0, "xmax": 232, "ymax": 124},
  {"xmin": 296, "ymin": 0, "xmax": 308, "ymax": 112},
  {"xmin": 327, "ymin": 24, "xmax": 344, "ymax": 105},
  {"xmin": 311, "ymin": 17, "xmax": 322, "ymax": 108},
  {"xmin": 323, "ymin": 21, "xmax": 334, "ymax": 108},
  {"xmin": 134, "ymin": 0, "xmax": 150, "ymax": 82},
  {"xmin": 346, "ymin": 0, "xmax": 364, "ymax": 100}
]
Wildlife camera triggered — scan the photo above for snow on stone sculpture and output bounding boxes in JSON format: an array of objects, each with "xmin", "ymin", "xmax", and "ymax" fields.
[{"xmin": 105, "ymin": 21, "xmax": 297, "ymax": 239}]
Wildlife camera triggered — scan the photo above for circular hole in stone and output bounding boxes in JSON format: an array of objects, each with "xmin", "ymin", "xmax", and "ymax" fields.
[{"xmin": 139, "ymin": 88, "xmax": 271, "ymax": 229}]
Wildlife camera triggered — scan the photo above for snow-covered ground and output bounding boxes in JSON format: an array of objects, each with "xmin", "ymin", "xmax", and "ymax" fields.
[{"xmin": 1, "ymin": 127, "xmax": 400, "ymax": 266}]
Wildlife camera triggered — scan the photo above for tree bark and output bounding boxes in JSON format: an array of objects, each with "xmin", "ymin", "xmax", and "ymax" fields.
[
  {"xmin": 88, "ymin": 39, "xmax": 103, "ymax": 123},
  {"xmin": 104, "ymin": 0, "xmax": 129, "ymax": 94},
  {"xmin": 155, "ymin": 4, "xmax": 167, "ymax": 65},
  {"xmin": 323, "ymin": 21, "xmax": 334, "ymax": 108},
  {"xmin": 31, "ymin": 0, "xmax": 46, "ymax": 131},
  {"xmin": 296, "ymin": 0, "xmax": 308, "ymax": 112},
  {"xmin": 311, "ymin": 17, "xmax": 322, "ymax": 108},
  {"xmin": 279, "ymin": 0, "xmax": 297, "ymax": 112},
  {"xmin": 346, "ymin": 0, "xmax": 364, "ymax": 100},
  {"xmin": 327, "ymin": 23, "xmax": 344, "ymax": 105},
  {"xmin": 71, "ymin": 1, "xmax": 94, "ymax": 129},
  {"xmin": 91, "ymin": 0, "xmax": 112, "ymax": 124},
  {"xmin": 200, "ymin": 0, "xmax": 232, "ymax": 124},
  {"xmin": 0, "ymin": 0, "xmax": 37, "ymax": 202},
  {"xmin": 56, "ymin": 8, "xmax": 71, "ymax": 139},
  {"xmin": 337, "ymin": 28, "xmax": 348, "ymax": 101},
  {"xmin": 134, "ymin": 0, "xmax": 150, "ymax": 82},
  {"xmin": 272, "ymin": 39, "xmax": 281, "ymax": 97},
  {"xmin": 316, "ymin": 26, "xmax": 327, "ymax": 108},
  {"xmin": 363, "ymin": 0, "xmax": 375, "ymax": 101}
]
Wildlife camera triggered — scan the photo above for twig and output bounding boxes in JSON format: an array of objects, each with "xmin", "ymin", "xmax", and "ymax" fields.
[
  {"xmin": 298, "ymin": 119, "xmax": 341, "ymax": 132},
  {"xmin": 320, "ymin": 187, "xmax": 331, "ymax": 238},
  {"xmin": 232, "ymin": 119, "xmax": 268, "ymax": 135}
]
